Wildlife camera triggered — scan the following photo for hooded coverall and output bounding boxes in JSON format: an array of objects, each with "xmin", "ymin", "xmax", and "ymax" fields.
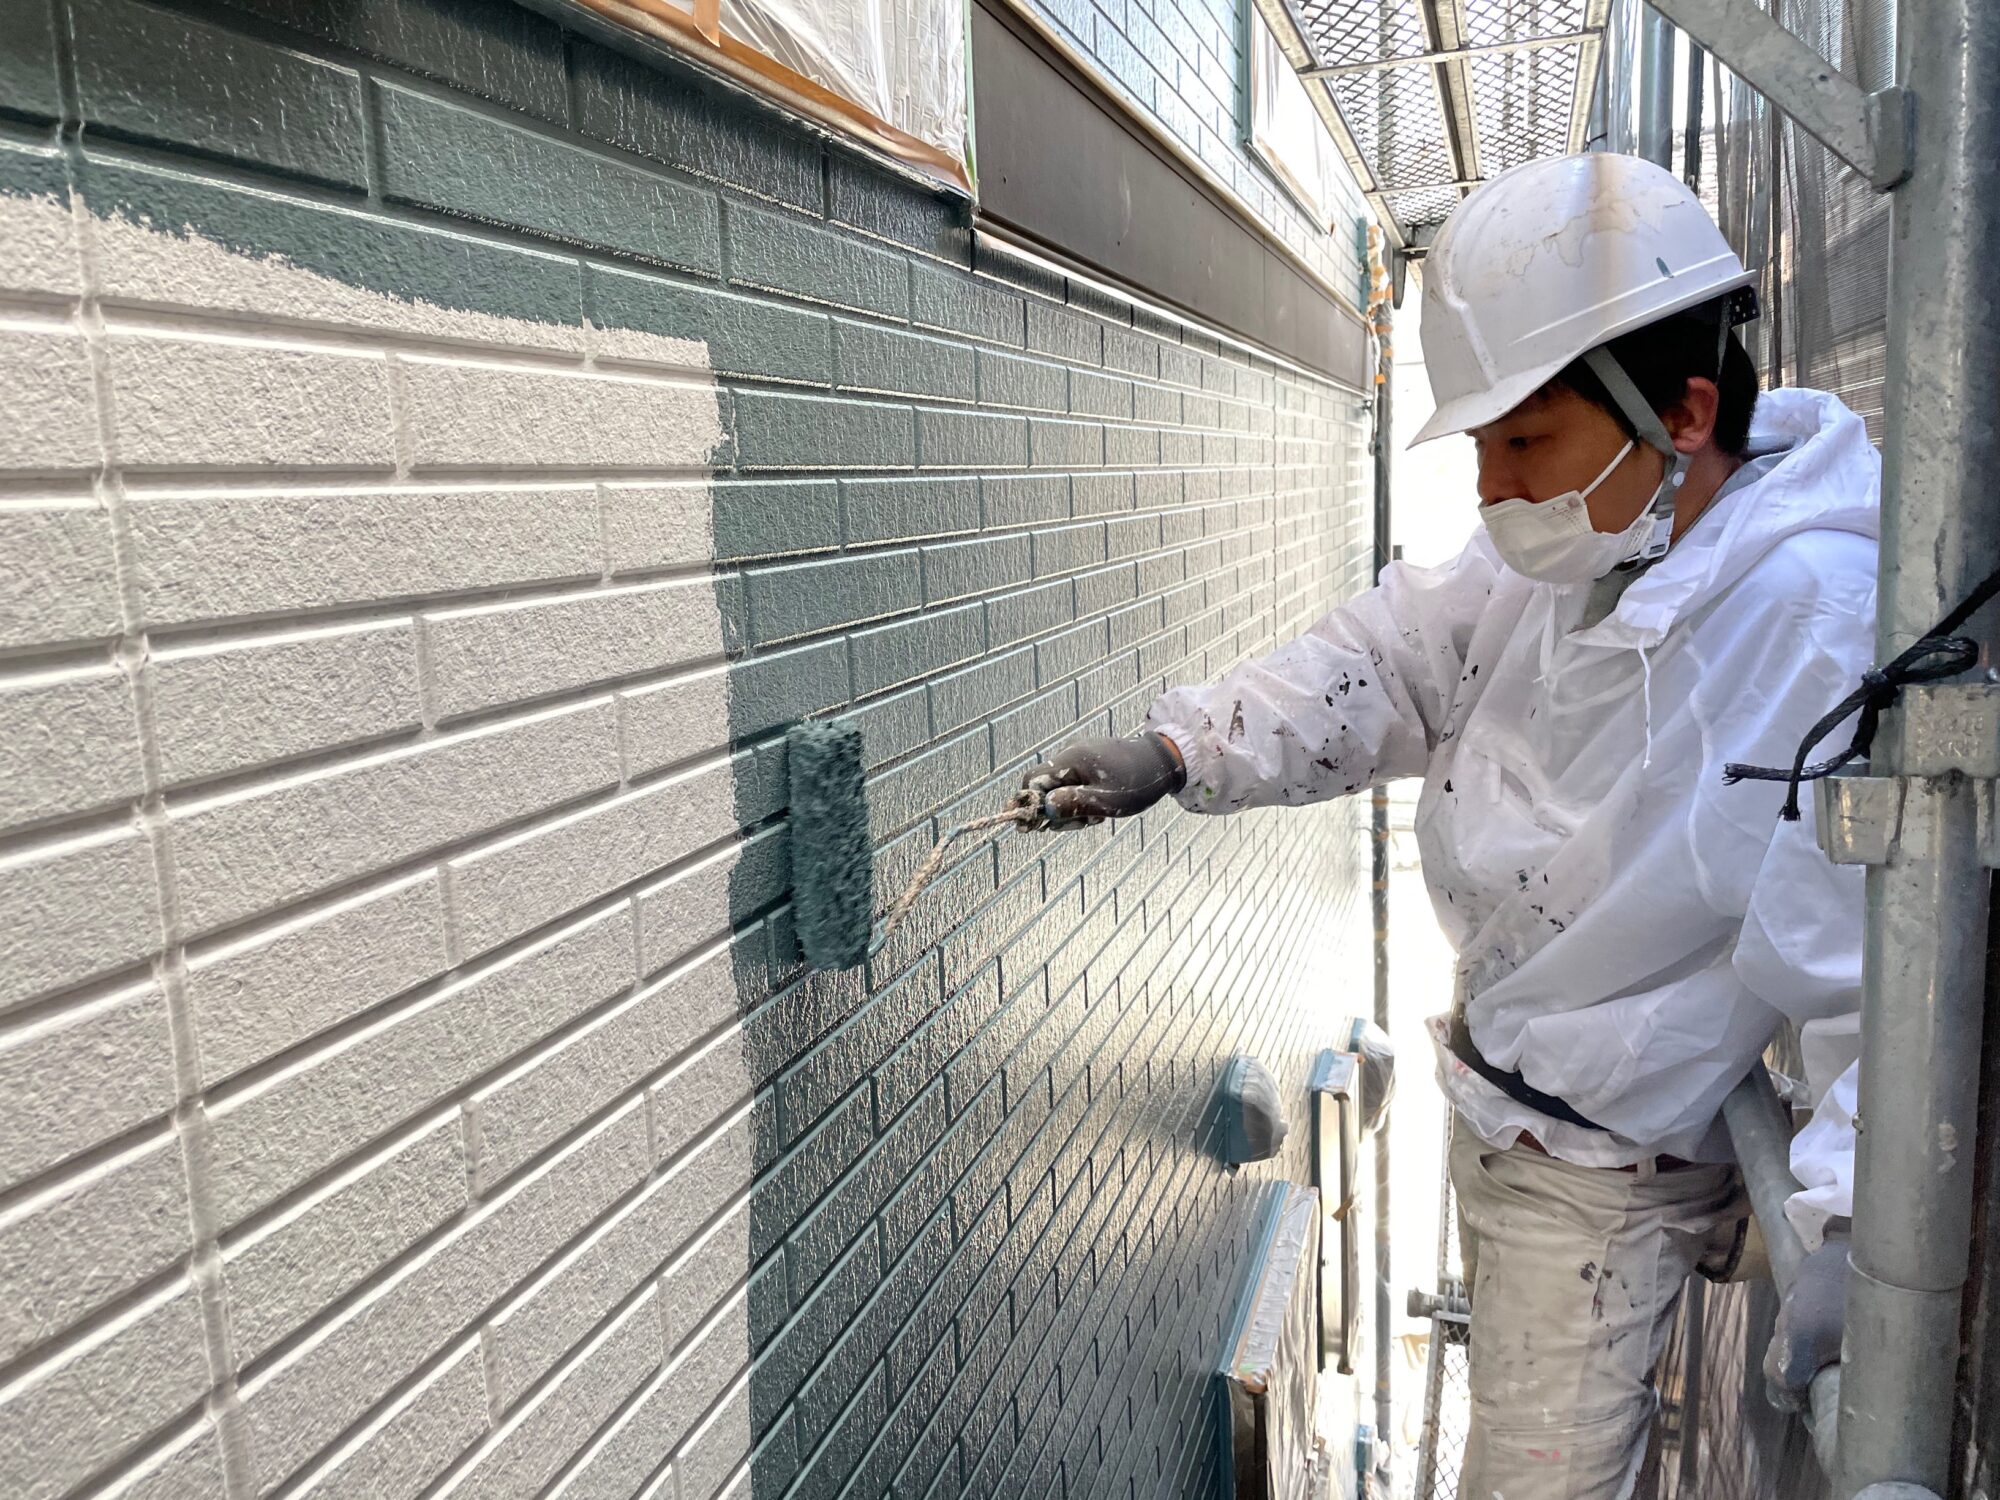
[{"xmin": 1145, "ymin": 388, "xmax": 1876, "ymax": 1497}]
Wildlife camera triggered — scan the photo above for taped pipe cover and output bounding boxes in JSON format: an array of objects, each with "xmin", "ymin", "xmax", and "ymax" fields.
[
  {"xmin": 1346, "ymin": 1017, "xmax": 1397, "ymax": 1135},
  {"xmin": 1219, "ymin": 1055, "xmax": 1290, "ymax": 1165}
]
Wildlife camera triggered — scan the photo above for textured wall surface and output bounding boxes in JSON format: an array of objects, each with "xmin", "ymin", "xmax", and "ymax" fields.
[{"xmin": 0, "ymin": 0, "xmax": 1375, "ymax": 1496}]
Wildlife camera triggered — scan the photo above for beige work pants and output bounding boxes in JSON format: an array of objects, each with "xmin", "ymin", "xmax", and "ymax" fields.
[{"xmin": 1450, "ymin": 1122, "xmax": 1745, "ymax": 1500}]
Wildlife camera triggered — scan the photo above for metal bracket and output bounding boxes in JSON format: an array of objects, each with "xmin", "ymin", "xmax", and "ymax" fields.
[
  {"xmin": 1405, "ymin": 1285, "xmax": 1470, "ymax": 1323},
  {"xmin": 1815, "ymin": 772, "xmax": 1900, "ymax": 866},
  {"xmin": 1814, "ymin": 688, "xmax": 2000, "ymax": 867},
  {"xmin": 1647, "ymin": 0, "xmax": 1912, "ymax": 190},
  {"xmin": 1880, "ymin": 684, "xmax": 2000, "ymax": 778},
  {"xmin": 1817, "ymin": 775, "xmax": 2000, "ymax": 870}
]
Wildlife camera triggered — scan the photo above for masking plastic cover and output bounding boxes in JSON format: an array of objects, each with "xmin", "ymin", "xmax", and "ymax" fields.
[
  {"xmin": 718, "ymin": 0, "xmax": 969, "ymax": 171},
  {"xmin": 1347, "ymin": 1016, "xmax": 1397, "ymax": 1135},
  {"xmin": 1221, "ymin": 1183, "xmax": 1321, "ymax": 1499},
  {"xmin": 1219, "ymin": 1054, "xmax": 1290, "ymax": 1165}
]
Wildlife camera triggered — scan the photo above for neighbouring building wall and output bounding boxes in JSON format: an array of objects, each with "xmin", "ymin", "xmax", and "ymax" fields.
[{"xmin": 0, "ymin": 0, "xmax": 1376, "ymax": 1496}]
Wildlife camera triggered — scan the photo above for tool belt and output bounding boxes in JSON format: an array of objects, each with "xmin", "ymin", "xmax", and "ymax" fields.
[{"xmin": 1447, "ymin": 1012, "xmax": 1609, "ymax": 1133}]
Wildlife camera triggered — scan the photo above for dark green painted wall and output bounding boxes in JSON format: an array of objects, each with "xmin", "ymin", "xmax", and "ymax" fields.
[{"xmin": 0, "ymin": 1, "xmax": 1376, "ymax": 1496}]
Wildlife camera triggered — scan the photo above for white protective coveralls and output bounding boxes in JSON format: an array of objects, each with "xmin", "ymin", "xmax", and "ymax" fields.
[
  {"xmin": 1785, "ymin": 1016, "xmax": 1862, "ymax": 1251},
  {"xmin": 1146, "ymin": 386, "xmax": 1876, "ymax": 1491}
]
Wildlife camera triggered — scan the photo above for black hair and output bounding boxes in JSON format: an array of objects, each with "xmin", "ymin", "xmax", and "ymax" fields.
[{"xmin": 1552, "ymin": 295, "xmax": 1760, "ymax": 456}]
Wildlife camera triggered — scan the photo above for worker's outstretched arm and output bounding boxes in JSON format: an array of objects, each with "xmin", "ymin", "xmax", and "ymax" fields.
[
  {"xmin": 1024, "ymin": 540, "xmax": 1496, "ymax": 821},
  {"xmin": 1143, "ymin": 544, "xmax": 1494, "ymax": 814}
]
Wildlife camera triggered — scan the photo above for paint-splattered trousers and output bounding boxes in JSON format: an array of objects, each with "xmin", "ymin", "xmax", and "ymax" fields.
[{"xmin": 1450, "ymin": 1122, "xmax": 1746, "ymax": 1500}]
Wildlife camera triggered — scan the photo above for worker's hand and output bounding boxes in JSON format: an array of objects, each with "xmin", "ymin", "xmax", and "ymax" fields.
[
  {"xmin": 1021, "ymin": 734, "xmax": 1185, "ymax": 826},
  {"xmin": 1762, "ymin": 1238, "xmax": 1851, "ymax": 1412}
]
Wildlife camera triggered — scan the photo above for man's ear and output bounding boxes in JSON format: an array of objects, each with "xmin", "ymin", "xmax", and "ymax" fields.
[{"xmin": 1666, "ymin": 377, "xmax": 1722, "ymax": 455}]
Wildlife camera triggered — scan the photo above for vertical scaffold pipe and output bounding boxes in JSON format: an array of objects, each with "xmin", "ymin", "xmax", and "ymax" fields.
[
  {"xmin": 1365, "ymin": 224, "xmax": 1395, "ymax": 1497},
  {"xmin": 1636, "ymin": 5, "xmax": 1676, "ymax": 167},
  {"xmin": 1839, "ymin": 0, "xmax": 2000, "ymax": 1493}
]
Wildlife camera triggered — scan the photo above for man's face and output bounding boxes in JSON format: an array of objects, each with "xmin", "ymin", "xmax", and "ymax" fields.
[{"xmin": 1469, "ymin": 384, "xmax": 1664, "ymax": 534}]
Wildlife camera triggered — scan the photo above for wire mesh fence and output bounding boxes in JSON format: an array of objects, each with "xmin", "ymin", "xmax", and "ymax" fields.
[
  {"xmin": 1411, "ymin": 1305, "xmax": 1470, "ymax": 1500},
  {"xmin": 1651, "ymin": 1279, "xmax": 1832, "ymax": 1500},
  {"xmin": 1297, "ymin": 0, "xmax": 1429, "ymax": 70},
  {"xmin": 1326, "ymin": 63, "xmax": 1456, "ymax": 197},
  {"xmin": 1412, "ymin": 1112, "xmax": 1469, "ymax": 1500},
  {"xmin": 1467, "ymin": 44, "xmax": 1579, "ymax": 174}
]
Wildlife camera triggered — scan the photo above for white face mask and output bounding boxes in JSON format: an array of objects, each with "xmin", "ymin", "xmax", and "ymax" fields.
[{"xmin": 1479, "ymin": 440, "xmax": 1660, "ymax": 584}]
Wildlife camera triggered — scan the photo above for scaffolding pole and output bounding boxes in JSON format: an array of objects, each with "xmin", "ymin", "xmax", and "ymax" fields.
[
  {"xmin": 1835, "ymin": 0, "xmax": 2000, "ymax": 1494},
  {"xmin": 1636, "ymin": 5, "xmax": 1675, "ymax": 168},
  {"xmin": 1681, "ymin": 38, "xmax": 1705, "ymax": 189},
  {"xmin": 1720, "ymin": 1069, "xmax": 1841, "ymax": 1472},
  {"xmin": 1366, "ymin": 216, "xmax": 1395, "ymax": 1499}
]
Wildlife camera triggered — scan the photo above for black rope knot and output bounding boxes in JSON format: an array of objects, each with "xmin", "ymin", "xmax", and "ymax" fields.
[{"xmin": 1722, "ymin": 562, "xmax": 2000, "ymax": 822}]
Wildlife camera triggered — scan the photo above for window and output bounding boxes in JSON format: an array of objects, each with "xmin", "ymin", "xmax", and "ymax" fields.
[
  {"xmin": 591, "ymin": 0, "xmax": 971, "ymax": 192},
  {"xmin": 1246, "ymin": 7, "xmax": 1342, "ymax": 230}
]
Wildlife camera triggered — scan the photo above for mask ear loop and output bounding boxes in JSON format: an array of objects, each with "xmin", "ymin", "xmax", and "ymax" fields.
[{"xmin": 1577, "ymin": 439, "xmax": 1638, "ymax": 498}]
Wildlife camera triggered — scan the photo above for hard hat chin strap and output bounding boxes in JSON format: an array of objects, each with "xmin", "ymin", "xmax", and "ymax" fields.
[
  {"xmin": 1580, "ymin": 346, "xmax": 1688, "ymax": 569},
  {"xmin": 1574, "ymin": 345, "xmax": 1692, "ymax": 629}
]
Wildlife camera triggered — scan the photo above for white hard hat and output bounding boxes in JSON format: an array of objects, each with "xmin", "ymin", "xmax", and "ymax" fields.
[{"xmin": 1410, "ymin": 152, "xmax": 1757, "ymax": 446}]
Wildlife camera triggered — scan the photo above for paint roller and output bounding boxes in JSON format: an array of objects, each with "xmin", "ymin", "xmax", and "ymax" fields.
[{"xmin": 786, "ymin": 720, "xmax": 1059, "ymax": 971}]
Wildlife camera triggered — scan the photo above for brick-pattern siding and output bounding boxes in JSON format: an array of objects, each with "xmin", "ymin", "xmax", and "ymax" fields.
[
  {"xmin": 1022, "ymin": 0, "xmax": 1369, "ymax": 293},
  {"xmin": 0, "ymin": 0, "xmax": 1375, "ymax": 1496}
]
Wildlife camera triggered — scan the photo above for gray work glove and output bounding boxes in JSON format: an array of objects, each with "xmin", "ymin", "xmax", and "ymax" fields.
[
  {"xmin": 1762, "ymin": 1237, "xmax": 1851, "ymax": 1412},
  {"xmin": 1021, "ymin": 734, "xmax": 1185, "ymax": 826}
]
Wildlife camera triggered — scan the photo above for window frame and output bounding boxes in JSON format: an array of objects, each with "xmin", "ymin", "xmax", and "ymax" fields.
[{"xmin": 1244, "ymin": 4, "xmax": 1342, "ymax": 232}]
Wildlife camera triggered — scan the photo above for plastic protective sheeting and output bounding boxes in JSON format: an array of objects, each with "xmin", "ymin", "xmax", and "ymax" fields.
[
  {"xmin": 1347, "ymin": 1017, "xmax": 1396, "ymax": 1135},
  {"xmin": 1247, "ymin": 6, "xmax": 1342, "ymax": 230},
  {"xmin": 568, "ymin": 0, "xmax": 970, "ymax": 191},
  {"xmin": 718, "ymin": 0, "xmax": 968, "ymax": 177},
  {"xmin": 1219, "ymin": 1182, "xmax": 1322, "ymax": 1500},
  {"xmin": 1310, "ymin": 1050, "xmax": 1362, "ymax": 1375},
  {"xmin": 1218, "ymin": 1055, "xmax": 1292, "ymax": 1165}
]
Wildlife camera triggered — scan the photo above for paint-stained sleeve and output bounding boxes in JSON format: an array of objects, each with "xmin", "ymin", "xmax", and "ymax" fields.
[{"xmin": 1144, "ymin": 540, "xmax": 1495, "ymax": 813}]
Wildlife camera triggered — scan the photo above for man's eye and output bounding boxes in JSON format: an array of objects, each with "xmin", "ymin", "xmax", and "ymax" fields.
[{"xmin": 1508, "ymin": 435, "xmax": 1535, "ymax": 452}]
